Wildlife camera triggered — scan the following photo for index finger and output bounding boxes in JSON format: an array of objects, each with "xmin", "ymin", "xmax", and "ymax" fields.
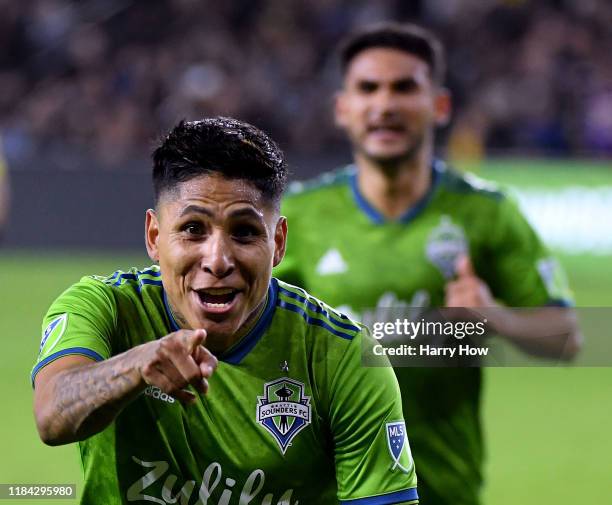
[
  {"xmin": 192, "ymin": 345, "xmax": 218, "ymax": 378},
  {"xmin": 179, "ymin": 329, "xmax": 207, "ymax": 355}
]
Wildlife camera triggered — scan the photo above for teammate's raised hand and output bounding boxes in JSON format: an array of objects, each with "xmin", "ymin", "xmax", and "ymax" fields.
[
  {"xmin": 445, "ymin": 255, "xmax": 496, "ymax": 308},
  {"xmin": 138, "ymin": 329, "xmax": 218, "ymax": 404}
]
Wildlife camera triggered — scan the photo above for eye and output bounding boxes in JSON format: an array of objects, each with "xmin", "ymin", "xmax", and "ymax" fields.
[
  {"xmin": 357, "ymin": 81, "xmax": 378, "ymax": 94},
  {"xmin": 232, "ymin": 224, "xmax": 260, "ymax": 241},
  {"xmin": 394, "ymin": 79, "xmax": 418, "ymax": 93},
  {"xmin": 182, "ymin": 222, "xmax": 204, "ymax": 236}
]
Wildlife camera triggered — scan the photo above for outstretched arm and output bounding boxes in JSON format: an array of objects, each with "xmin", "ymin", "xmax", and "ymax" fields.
[
  {"xmin": 445, "ymin": 256, "xmax": 582, "ymax": 360},
  {"xmin": 33, "ymin": 329, "xmax": 217, "ymax": 445}
]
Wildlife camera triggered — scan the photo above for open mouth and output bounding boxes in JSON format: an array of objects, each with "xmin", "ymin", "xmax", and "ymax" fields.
[
  {"xmin": 195, "ymin": 287, "xmax": 239, "ymax": 313},
  {"xmin": 367, "ymin": 124, "xmax": 406, "ymax": 134}
]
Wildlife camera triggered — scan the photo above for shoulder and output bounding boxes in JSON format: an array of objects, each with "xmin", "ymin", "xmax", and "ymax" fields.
[
  {"xmin": 93, "ymin": 265, "xmax": 163, "ymax": 292},
  {"xmin": 56, "ymin": 265, "xmax": 163, "ymax": 311},
  {"xmin": 437, "ymin": 160, "xmax": 506, "ymax": 202},
  {"xmin": 274, "ymin": 279, "xmax": 363, "ymax": 345},
  {"xmin": 281, "ymin": 166, "xmax": 356, "ymax": 226},
  {"xmin": 284, "ymin": 166, "xmax": 354, "ymax": 201}
]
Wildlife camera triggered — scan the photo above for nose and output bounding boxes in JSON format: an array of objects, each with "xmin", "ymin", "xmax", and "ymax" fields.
[
  {"xmin": 371, "ymin": 88, "xmax": 398, "ymax": 115},
  {"xmin": 201, "ymin": 230, "xmax": 235, "ymax": 278}
]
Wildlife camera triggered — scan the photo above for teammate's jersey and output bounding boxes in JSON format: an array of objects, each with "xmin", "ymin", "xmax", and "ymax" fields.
[
  {"xmin": 275, "ymin": 160, "xmax": 573, "ymax": 505},
  {"xmin": 32, "ymin": 268, "xmax": 418, "ymax": 505}
]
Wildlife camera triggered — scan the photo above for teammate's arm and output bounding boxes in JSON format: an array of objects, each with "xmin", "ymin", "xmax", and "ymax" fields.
[
  {"xmin": 446, "ymin": 255, "xmax": 581, "ymax": 360},
  {"xmin": 34, "ymin": 329, "xmax": 217, "ymax": 446}
]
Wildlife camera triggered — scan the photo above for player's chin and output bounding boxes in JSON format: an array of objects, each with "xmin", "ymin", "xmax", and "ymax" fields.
[
  {"xmin": 368, "ymin": 149, "xmax": 412, "ymax": 165},
  {"xmin": 364, "ymin": 141, "xmax": 412, "ymax": 161},
  {"xmin": 199, "ymin": 319, "xmax": 241, "ymax": 343}
]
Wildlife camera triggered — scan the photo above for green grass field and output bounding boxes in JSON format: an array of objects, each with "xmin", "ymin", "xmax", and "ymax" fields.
[
  {"xmin": 1, "ymin": 251, "xmax": 611, "ymax": 504},
  {"xmin": 1, "ymin": 161, "xmax": 611, "ymax": 503}
]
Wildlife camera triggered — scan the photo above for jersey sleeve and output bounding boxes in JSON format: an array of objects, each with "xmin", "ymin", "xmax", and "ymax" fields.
[
  {"xmin": 482, "ymin": 195, "xmax": 574, "ymax": 307},
  {"xmin": 329, "ymin": 328, "xmax": 418, "ymax": 504},
  {"xmin": 31, "ymin": 277, "xmax": 116, "ymax": 386}
]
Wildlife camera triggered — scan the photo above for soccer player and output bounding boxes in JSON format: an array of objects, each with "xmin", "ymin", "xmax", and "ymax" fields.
[
  {"xmin": 32, "ymin": 118, "xmax": 418, "ymax": 504},
  {"xmin": 275, "ymin": 23, "xmax": 582, "ymax": 505}
]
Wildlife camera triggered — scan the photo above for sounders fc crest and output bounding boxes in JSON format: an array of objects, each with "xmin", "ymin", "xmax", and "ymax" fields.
[
  {"xmin": 425, "ymin": 216, "xmax": 468, "ymax": 279},
  {"xmin": 257, "ymin": 378, "xmax": 311, "ymax": 454},
  {"xmin": 386, "ymin": 421, "xmax": 414, "ymax": 473}
]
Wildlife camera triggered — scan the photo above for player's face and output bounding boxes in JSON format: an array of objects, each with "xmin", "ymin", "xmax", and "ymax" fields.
[
  {"xmin": 335, "ymin": 47, "xmax": 450, "ymax": 164},
  {"xmin": 145, "ymin": 174, "xmax": 286, "ymax": 349}
]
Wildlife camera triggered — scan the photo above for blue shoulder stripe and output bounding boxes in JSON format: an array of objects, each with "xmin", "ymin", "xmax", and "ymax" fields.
[
  {"xmin": 278, "ymin": 286, "xmax": 359, "ymax": 332},
  {"xmin": 278, "ymin": 299, "xmax": 355, "ymax": 340},
  {"xmin": 340, "ymin": 487, "xmax": 418, "ymax": 505},
  {"xmin": 112, "ymin": 273, "xmax": 137, "ymax": 286},
  {"xmin": 106, "ymin": 268, "xmax": 161, "ymax": 285},
  {"xmin": 134, "ymin": 278, "xmax": 163, "ymax": 294},
  {"xmin": 139, "ymin": 278, "xmax": 163, "ymax": 287},
  {"xmin": 109, "ymin": 274, "xmax": 162, "ymax": 291},
  {"xmin": 139, "ymin": 268, "xmax": 161, "ymax": 277},
  {"xmin": 107, "ymin": 271, "xmax": 121, "ymax": 283},
  {"xmin": 31, "ymin": 347, "xmax": 105, "ymax": 387}
]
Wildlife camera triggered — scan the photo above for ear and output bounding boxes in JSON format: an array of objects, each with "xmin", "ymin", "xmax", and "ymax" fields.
[
  {"xmin": 334, "ymin": 90, "xmax": 349, "ymax": 129},
  {"xmin": 272, "ymin": 216, "xmax": 288, "ymax": 268},
  {"xmin": 434, "ymin": 87, "xmax": 452, "ymax": 127},
  {"xmin": 145, "ymin": 209, "xmax": 160, "ymax": 262}
]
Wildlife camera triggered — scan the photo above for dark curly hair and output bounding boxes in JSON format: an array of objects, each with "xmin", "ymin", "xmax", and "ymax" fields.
[{"xmin": 152, "ymin": 117, "xmax": 287, "ymax": 207}]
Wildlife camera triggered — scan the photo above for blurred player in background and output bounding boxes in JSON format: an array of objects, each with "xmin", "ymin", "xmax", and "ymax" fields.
[
  {"xmin": 32, "ymin": 118, "xmax": 418, "ymax": 504},
  {"xmin": 276, "ymin": 23, "xmax": 582, "ymax": 505}
]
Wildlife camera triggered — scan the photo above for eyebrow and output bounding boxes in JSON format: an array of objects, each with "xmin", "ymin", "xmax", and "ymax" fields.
[
  {"xmin": 179, "ymin": 205, "xmax": 212, "ymax": 218},
  {"xmin": 179, "ymin": 205, "xmax": 264, "ymax": 221},
  {"xmin": 228, "ymin": 207, "xmax": 265, "ymax": 221},
  {"xmin": 356, "ymin": 76, "xmax": 416, "ymax": 85}
]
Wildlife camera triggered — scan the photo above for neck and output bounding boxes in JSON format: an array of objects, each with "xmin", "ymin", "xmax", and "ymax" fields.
[
  {"xmin": 169, "ymin": 294, "xmax": 268, "ymax": 355},
  {"xmin": 355, "ymin": 146, "xmax": 433, "ymax": 220},
  {"xmin": 226, "ymin": 296, "xmax": 268, "ymax": 349}
]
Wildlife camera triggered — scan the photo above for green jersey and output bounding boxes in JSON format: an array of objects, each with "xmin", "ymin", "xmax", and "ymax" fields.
[
  {"xmin": 275, "ymin": 160, "xmax": 573, "ymax": 505},
  {"xmin": 32, "ymin": 267, "xmax": 418, "ymax": 505}
]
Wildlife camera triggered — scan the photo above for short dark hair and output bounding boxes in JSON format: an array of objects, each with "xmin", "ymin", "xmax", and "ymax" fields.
[
  {"xmin": 339, "ymin": 22, "xmax": 446, "ymax": 85},
  {"xmin": 153, "ymin": 117, "xmax": 287, "ymax": 206}
]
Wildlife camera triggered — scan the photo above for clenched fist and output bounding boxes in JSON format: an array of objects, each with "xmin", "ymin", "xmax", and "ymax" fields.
[{"xmin": 445, "ymin": 255, "xmax": 496, "ymax": 308}]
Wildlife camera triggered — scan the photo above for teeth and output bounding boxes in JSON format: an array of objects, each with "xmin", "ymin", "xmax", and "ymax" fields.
[
  {"xmin": 204, "ymin": 302, "xmax": 231, "ymax": 308},
  {"xmin": 202, "ymin": 288, "xmax": 234, "ymax": 295}
]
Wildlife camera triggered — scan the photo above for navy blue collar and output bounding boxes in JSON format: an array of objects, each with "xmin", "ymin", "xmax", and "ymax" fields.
[
  {"xmin": 349, "ymin": 159, "xmax": 444, "ymax": 225},
  {"xmin": 162, "ymin": 279, "xmax": 278, "ymax": 364}
]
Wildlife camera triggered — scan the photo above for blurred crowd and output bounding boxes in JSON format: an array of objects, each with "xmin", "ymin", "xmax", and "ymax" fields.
[{"xmin": 1, "ymin": 0, "xmax": 611, "ymax": 169}]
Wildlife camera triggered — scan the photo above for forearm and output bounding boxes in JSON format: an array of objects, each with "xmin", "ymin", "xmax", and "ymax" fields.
[
  {"xmin": 35, "ymin": 348, "xmax": 145, "ymax": 445},
  {"xmin": 487, "ymin": 306, "xmax": 582, "ymax": 360}
]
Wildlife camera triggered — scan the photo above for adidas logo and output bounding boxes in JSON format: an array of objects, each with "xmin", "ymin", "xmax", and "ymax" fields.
[
  {"xmin": 144, "ymin": 385, "xmax": 175, "ymax": 404},
  {"xmin": 316, "ymin": 248, "xmax": 348, "ymax": 275}
]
